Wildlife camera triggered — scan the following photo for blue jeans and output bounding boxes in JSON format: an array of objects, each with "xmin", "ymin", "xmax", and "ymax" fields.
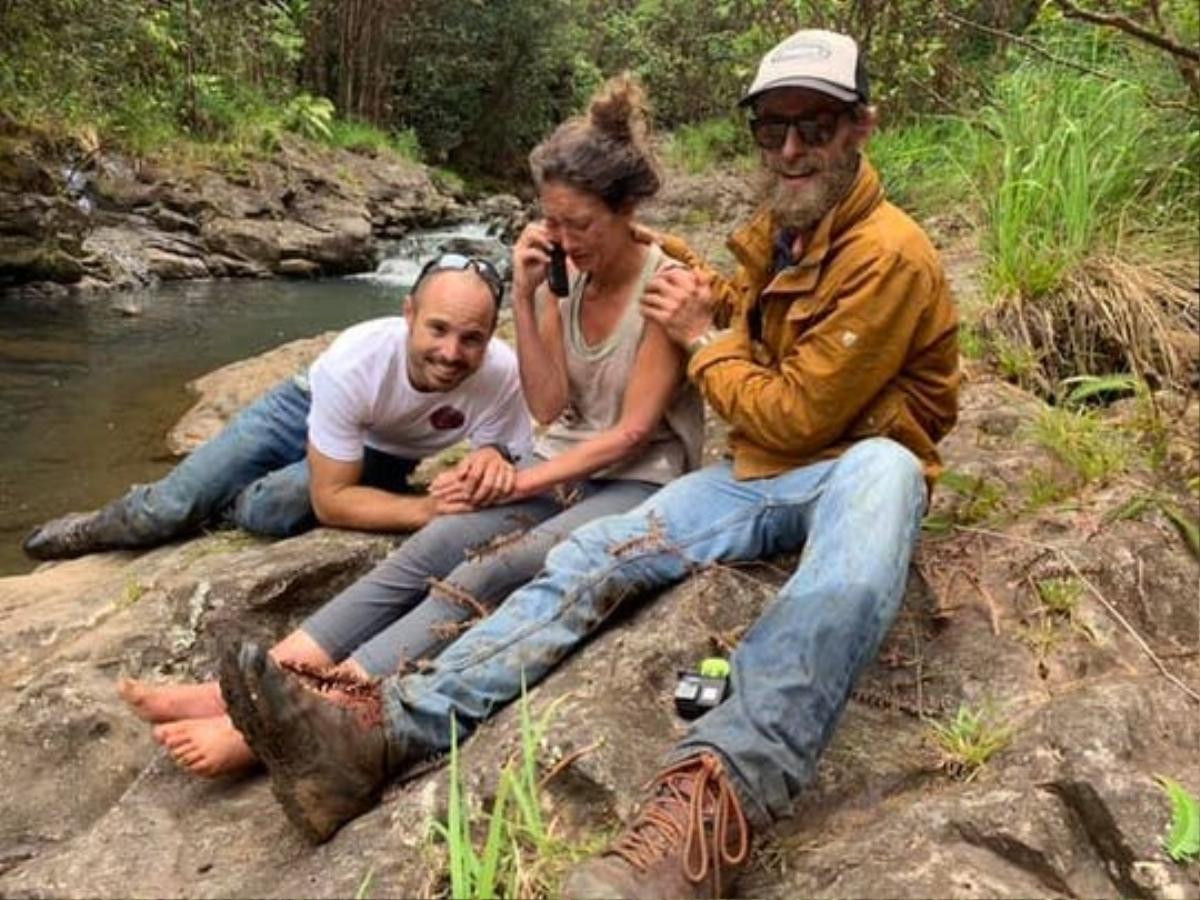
[
  {"xmin": 301, "ymin": 478, "xmax": 657, "ymax": 676},
  {"xmin": 89, "ymin": 378, "xmax": 416, "ymax": 547},
  {"xmin": 380, "ymin": 438, "xmax": 926, "ymax": 826}
]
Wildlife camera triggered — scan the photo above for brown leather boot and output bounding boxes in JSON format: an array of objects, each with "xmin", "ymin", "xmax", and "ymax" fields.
[
  {"xmin": 219, "ymin": 641, "xmax": 413, "ymax": 843},
  {"xmin": 564, "ymin": 753, "xmax": 752, "ymax": 899}
]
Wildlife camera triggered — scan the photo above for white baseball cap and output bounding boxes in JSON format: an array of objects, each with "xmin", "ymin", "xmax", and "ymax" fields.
[{"xmin": 740, "ymin": 30, "xmax": 869, "ymax": 108}]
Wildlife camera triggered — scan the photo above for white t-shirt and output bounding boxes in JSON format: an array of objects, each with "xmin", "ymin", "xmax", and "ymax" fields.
[{"xmin": 307, "ymin": 317, "xmax": 533, "ymax": 463}]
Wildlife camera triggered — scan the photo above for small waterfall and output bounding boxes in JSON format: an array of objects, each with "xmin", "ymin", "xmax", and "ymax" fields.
[
  {"xmin": 62, "ymin": 164, "xmax": 93, "ymax": 214},
  {"xmin": 350, "ymin": 222, "xmax": 510, "ymax": 289}
]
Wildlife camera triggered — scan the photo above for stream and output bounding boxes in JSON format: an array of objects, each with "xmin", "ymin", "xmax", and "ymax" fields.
[{"xmin": 0, "ymin": 224, "xmax": 504, "ymax": 575}]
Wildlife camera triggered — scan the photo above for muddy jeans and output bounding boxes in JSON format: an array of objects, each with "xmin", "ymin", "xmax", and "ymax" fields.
[
  {"xmin": 302, "ymin": 477, "xmax": 658, "ymax": 676},
  {"xmin": 86, "ymin": 377, "xmax": 416, "ymax": 547},
  {"xmin": 379, "ymin": 438, "xmax": 927, "ymax": 827}
]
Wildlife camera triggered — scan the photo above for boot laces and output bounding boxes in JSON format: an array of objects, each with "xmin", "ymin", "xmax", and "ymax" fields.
[
  {"xmin": 278, "ymin": 659, "xmax": 383, "ymax": 729},
  {"xmin": 610, "ymin": 753, "xmax": 749, "ymax": 887}
]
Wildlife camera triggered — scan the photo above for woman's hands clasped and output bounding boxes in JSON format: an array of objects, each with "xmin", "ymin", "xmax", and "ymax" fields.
[{"xmin": 428, "ymin": 445, "xmax": 518, "ymax": 514}]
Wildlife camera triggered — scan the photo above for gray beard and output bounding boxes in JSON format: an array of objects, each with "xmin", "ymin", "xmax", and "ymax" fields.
[{"xmin": 759, "ymin": 149, "xmax": 861, "ymax": 233}]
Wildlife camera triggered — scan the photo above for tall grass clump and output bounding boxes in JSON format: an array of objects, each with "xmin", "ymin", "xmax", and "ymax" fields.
[
  {"xmin": 977, "ymin": 69, "xmax": 1152, "ymax": 299},
  {"xmin": 431, "ymin": 684, "xmax": 601, "ymax": 899},
  {"xmin": 963, "ymin": 35, "xmax": 1199, "ymax": 396},
  {"xmin": 968, "ymin": 26, "xmax": 1199, "ymax": 303}
]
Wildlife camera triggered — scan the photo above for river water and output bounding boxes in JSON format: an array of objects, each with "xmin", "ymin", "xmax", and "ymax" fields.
[{"xmin": 0, "ymin": 224, "xmax": 503, "ymax": 575}]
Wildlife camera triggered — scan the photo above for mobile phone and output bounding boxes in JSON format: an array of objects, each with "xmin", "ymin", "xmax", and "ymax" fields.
[{"xmin": 548, "ymin": 244, "xmax": 569, "ymax": 297}]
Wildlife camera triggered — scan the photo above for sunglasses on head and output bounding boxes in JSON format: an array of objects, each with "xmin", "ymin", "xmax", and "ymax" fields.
[
  {"xmin": 414, "ymin": 253, "xmax": 504, "ymax": 307},
  {"xmin": 748, "ymin": 109, "xmax": 848, "ymax": 151}
]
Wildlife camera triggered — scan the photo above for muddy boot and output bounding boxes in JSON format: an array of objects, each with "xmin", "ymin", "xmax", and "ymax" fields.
[
  {"xmin": 219, "ymin": 640, "xmax": 413, "ymax": 843},
  {"xmin": 22, "ymin": 510, "xmax": 107, "ymax": 560},
  {"xmin": 564, "ymin": 753, "xmax": 752, "ymax": 899}
]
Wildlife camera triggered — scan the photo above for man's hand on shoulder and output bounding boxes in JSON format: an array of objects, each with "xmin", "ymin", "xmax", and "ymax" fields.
[
  {"xmin": 429, "ymin": 445, "xmax": 516, "ymax": 509},
  {"xmin": 641, "ymin": 267, "xmax": 715, "ymax": 349}
]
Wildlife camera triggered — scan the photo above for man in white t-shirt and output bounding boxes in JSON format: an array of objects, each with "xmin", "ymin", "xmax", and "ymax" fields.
[{"xmin": 23, "ymin": 256, "xmax": 533, "ymax": 560}]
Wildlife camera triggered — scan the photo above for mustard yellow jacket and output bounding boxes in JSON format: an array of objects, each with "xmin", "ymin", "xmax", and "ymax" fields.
[{"xmin": 660, "ymin": 159, "xmax": 959, "ymax": 485}]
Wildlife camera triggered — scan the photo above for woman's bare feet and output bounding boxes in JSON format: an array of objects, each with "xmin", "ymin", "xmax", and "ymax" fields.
[
  {"xmin": 118, "ymin": 678, "xmax": 224, "ymax": 723},
  {"xmin": 152, "ymin": 715, "xmax": 257, "ymax": 777}
]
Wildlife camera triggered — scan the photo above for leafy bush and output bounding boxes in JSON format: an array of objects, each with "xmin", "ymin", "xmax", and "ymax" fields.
[
  {"xmin": 285, "ymin": 93, "xmax": 334, "ymax": 141},
  {"xmin": 390, "ymin": 0, "xmax": 599, "ymax": 173}
]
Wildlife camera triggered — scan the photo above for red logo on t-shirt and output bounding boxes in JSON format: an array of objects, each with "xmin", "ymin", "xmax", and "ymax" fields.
[{"xmin": 430, "ymin": 405, "xmax": 466, "ymax": 430}]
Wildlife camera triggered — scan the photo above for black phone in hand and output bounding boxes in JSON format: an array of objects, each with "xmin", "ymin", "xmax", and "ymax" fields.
[{"xmin": 548, "ymin": 244, "xmax": 569, "ymax": 297}]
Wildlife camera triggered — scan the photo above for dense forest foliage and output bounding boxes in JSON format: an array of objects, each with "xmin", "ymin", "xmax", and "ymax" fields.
[{"xmin": 1, "ymin": 0, "xmax": 1196, "ymax": 176}]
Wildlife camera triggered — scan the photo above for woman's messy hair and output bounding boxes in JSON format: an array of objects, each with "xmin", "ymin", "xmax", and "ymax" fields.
[{"xmin": 529, "ymin": 73, "xmax": 661, "ymax": 211}]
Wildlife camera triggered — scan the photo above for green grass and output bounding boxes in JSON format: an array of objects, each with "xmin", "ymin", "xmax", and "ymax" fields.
[
  {"xmin": 1030, "ymin": 407, "xmax": 1130, "ymax": 484},
  {"xmin": 4, "ymin": 66, "xmax": 421, "ymax": 169},
  {"xmin": 1019, "ymin": 615, "xmax": 1063, "ymax": 659},
  {"xmin": 431, "ymin": 681, "xmax": 602, "ymax": 899},
  {"xmin": 988, "ymin": 333, "xmax": 1040, "ymax": 384},
  {"xmin": 1032, "ymin": 575, "xmax": 1098, "ymax": 644},
  {"xmin": 869, "ymin": 115, "xmax": 978, "ymax": 220},
  {"xmin": 1035, "ymin": 577, "xmax": 1083, "ymax": 617},
  {"xmin": 938, "ymin": 470, "xmax": 1007, "ymax": 525},
  {"xmin": 958, "ymin": 324, "xmax": 988, "ymax": 361},
  {"xmin": 431, "ymin": 167, "xmax": 467, "ymax": 197},
  {"xmin": 1156, "ymin": 775, "xmax": 1200, "ymax": 864},
  {"xmin": 354, "ymin": 867, "xmax": 375, "ymax": 900},
  {"xmin": 868, "ymin": 36, "xmax": 1198, "ymax": 307},
  {"xmin": 1106, "ymin": 493, "xmax": 1200, "ymax": 560},
  {"xmin": 970, "ymin": 55, "xmax": 1198, "ymax": 299},
  {"xmin": 926, "ymin": 704, "xmax": 1014, "ymax": 781},
  {"xmin": 665, "ymin": 116, "xmax": 753, "ymax": 174},
  {"xmin": 1023, "ymin": 469, "xmax": 1075, "ymax": 510},
  {"xmin": 328, "ymin": 120, "xmax": 422, "ymax": 161},
  {"xmin": 115, "ymin": 579, "xmax": 147, "ymax": 610}
]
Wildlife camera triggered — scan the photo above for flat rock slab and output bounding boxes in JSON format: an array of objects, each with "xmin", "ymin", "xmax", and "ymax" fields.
[{"xmin": 0, "ymin": 528, "xmax": 396, "ymax": 866}]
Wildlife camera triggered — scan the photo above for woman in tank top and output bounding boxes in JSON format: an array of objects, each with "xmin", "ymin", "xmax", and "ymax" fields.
[{"xmin": 122, "ymin": 74, "xmax": 704, "ymax": 779}]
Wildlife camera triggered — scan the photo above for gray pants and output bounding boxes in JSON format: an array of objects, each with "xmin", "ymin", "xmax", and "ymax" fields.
[{"xmin": 301, "ymin": 478, "xmax": 658, "ymax": 675}]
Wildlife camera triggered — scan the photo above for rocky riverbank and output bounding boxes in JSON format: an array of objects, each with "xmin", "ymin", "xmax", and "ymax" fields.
[{"xmin": 0, "ymin": 120, "xmax": 523, "ymax": 295}]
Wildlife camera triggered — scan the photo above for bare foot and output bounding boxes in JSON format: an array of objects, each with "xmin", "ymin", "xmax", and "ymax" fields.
[
  {"xmin": 152, "ymin": 716, "xmax": 257, "ymax": 777},
  {"xmin": 119, "ymin": 678, "xmax": 225, "ymax": 723}
]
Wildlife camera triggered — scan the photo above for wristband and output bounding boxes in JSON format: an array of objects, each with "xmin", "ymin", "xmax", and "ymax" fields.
[{"xmin": 686, "ymin": 329, "xmax": 720, "ymax": 358}]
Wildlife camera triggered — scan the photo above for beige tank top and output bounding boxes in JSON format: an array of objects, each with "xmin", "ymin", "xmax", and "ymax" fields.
[{"xmin": 532, "ymin": 244, "xmax": 705, "ymax": 484}]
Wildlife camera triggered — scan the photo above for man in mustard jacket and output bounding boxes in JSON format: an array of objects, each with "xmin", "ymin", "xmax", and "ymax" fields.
[{"xmin": 218, "ymin": 29, "xmax": 959, "ymax": 898}]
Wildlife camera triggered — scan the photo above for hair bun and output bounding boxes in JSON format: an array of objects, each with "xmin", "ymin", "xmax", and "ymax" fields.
[
  {"xmin": 529, "ymin": 72, "xmax": 660, "ymax": 209},
  {"xmin": 588, "ymin": 73, "xmax": 649, "ymax": 145}
]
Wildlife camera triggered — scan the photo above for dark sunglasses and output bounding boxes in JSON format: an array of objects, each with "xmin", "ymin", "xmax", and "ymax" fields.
[
  {"xmin": 749, "ymin": 110, "xmax": 847, "ymax": 151},
  {"xmin": 414, "ymin": 253, "xmax": 504, "ymax": 307}
]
